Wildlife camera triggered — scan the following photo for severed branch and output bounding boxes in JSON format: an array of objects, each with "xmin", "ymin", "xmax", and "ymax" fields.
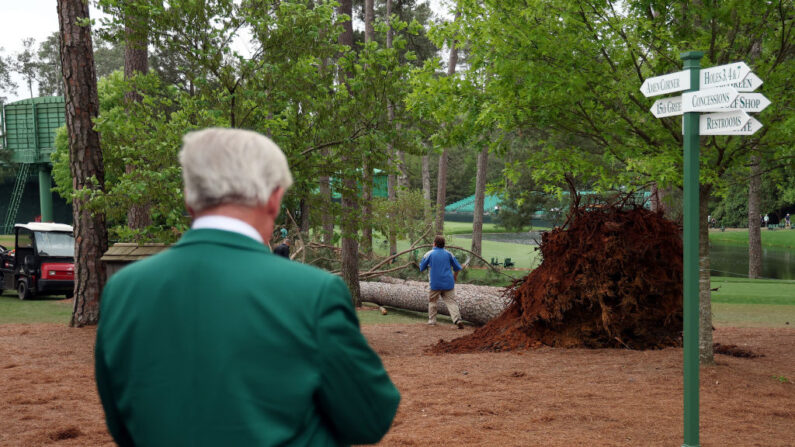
[
  {"xmin": 364, "ymin": 223, "xmax": 434, "ymax": 275},
  {"xmin": 359, "ymin": 262, "xmax": 416, "ymax": 279},
  {"xmin": 284, "ymin": 209, "xmax": 307, "ymax": 263},
  {"xmin": 361, "ymin": 243, "xmax": 507, "ymax": 280}
]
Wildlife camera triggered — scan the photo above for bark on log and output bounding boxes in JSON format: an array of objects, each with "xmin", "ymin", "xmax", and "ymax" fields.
[{"xmin": 359, "ymin": 279, "xmax": 510, "ymax": 325}]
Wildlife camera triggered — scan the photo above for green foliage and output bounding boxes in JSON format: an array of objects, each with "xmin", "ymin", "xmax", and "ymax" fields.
[
  {"xmin": 0, "ymin": 47, "xmax": 16, "ymax": 102},
  {"xmin": 52, "ymin": 71, "xmax": 222, "ymax": 242},
  {"xmin": 93, "ymin": 37, "xmax": 125, "ymax": 79},
  {"xmin": 443, "ymin": 0, "xmax": 795, "ymax": 198},
  {"xmin": 50, "ymin": 1, "xmax": 427, "ymax": 243},
  {"xmin": 34, "ymin": 33, "xmax": 63, "ymax": 97},
  {"xmin": 371, "ymin": 189, "xmax": 432, "ymax": 243},
  {"xmin": 12, "ymin": 38, "xmax": 38, "ymax": 98}
]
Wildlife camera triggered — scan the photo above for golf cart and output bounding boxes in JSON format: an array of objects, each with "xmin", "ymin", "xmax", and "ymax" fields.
[{"xmin": 0, "ymin": 223, "xmax": 75, "ymax": 300}]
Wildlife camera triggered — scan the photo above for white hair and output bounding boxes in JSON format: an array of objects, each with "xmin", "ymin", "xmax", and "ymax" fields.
[{"xmin": 179, "ymin": 128, "xmax": 293, "ymax": 212}]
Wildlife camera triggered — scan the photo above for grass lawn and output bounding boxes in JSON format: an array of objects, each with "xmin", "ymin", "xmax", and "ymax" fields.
[
  {"xmin": 711, "ymin": 277, "xmax": 795, "ymax": 328},
  {"xmin": 2, "ymin": 277, "xmax": 790, "ymax": 328},
  {"xmin": 442, "ymin": 221, "xmax": 548, "ymax": 234},
  {"xmin": 709, "ymin": 228, "xmax": 795, "ymax": 248},
  {"xmin": 0, "ymin": 291, "xmax": 73, "ymax": 325}
]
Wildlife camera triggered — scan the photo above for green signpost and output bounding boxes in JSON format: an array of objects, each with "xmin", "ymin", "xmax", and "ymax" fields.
[
  {"xmin": 680, "ymin": 50, "xmax": 703, "ymax": 447},
  {"xmin": 641, "ymin": 52, "xmax": 766, "ymax": 447}
]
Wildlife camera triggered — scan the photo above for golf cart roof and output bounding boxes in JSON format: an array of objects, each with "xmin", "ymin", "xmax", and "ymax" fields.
[{"xmin": 15, "ymin": 222, "xmax": 74, "ymax": 233}]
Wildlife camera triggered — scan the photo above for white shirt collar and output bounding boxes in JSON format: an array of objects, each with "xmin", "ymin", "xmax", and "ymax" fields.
[{"xmin": 191, "ymin": 215, "xmax": 264, "ymax": 244}]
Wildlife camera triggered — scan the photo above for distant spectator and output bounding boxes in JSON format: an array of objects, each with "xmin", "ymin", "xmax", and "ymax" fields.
[
  {"xmin": 785, "ymin": 213, "xmax": 791, "ymax": 229},
  {"xmin": 273, "ymin": 238, "xmax": 290, "ymax": 259},
  {"xmin": 280, "ymin": 226, "xmax": 288, "ymax": 239},
  {"xmin": 764, "ymin": 214, "xmax": 769, "ymax": 227}
]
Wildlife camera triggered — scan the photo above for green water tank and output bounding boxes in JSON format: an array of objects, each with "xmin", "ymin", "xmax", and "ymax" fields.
[{"xmin": 1, "ymin": 96, "xmax": 65, "ymax": 163}]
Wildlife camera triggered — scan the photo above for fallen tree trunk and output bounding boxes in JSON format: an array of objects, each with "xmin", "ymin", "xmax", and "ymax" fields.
[{"xmin": 359, "ymin": 279, "xmax": 510, "ymax": 325}]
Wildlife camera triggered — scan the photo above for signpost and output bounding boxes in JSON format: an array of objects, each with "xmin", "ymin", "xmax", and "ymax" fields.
[
  {"xmin": 727, "ymin": 93, "xmax": 770, "ymax": 113},
  {"xmin": 700, "ymin": 61, "xmax": 751, "ymax": 89},
  {"xmin": 729, "ymin": 72, "xmax": 763, "ymax": 92},
  {"xmin": 640, "ymin": 70, "xmax": 690, "ymax": 97},
  {"xmin": 729, "ymin": 117, "xmax": 763, "ymax": 135},
  {"xmin": 680, "ymin": 51, "xmax": 702, "ymax": 447},
  {"xmin": 698, "ymin": 110, "xmax": 750, "ymax": 135},
  {"xmin": 641, "ymin": 55, "xmax": 768, "ymax": 447},
  {"xmin": 652, "ymin": 92, "xmax": 769, "ymax": 119},
  {"xmin": 650, "ymin": 96, "xmax": 682, "ymax": 118},
  {"xmin": 682, "ymin": 87, "xmax": 739, "ymax": 112}
]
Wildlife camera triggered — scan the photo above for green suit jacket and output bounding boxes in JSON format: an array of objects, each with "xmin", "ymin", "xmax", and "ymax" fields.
[{"xmin": 95, "ymin": 229, "xmax": 400, "ymax": 446}]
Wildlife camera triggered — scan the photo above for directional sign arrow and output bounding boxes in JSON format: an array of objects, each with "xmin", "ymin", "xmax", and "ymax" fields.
[
  {"xmin": 683, "ymin": 87, "xmax": 739, "ymax": 112},
  {"xmin": 728, "ymin": 72, "xmax": 764, "ymax": 92},
  {"xmin": 640, "ymin": 70, "xmax": 690, "ymax": 97},
  {"xmin": 699, "ymin": 110, "xmax": 751, "ymax": 135},
  {"xmin": 650, "ymin": 96, "xmax": 683, "ymax": 118},
  {"xmin": 726, "ymin": 93, "xmax": 771, "ymax": 113},
  {"xmin": 728, "ymin": 117, "xmax": 763, "ymax": 135},
  {"xmin": 701, "ymin": 61, "xmax": 751, "ymax": 89}
]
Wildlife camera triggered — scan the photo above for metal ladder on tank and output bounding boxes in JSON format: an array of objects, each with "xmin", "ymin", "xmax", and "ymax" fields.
[{"xmin": 3, "ymin": 163, "xmax": 31, "ymax": 234}]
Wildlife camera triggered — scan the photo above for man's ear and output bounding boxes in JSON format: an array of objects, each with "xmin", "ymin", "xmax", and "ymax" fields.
[
  {"xmin": 266, "ymin": 187, "xmax": 285, "ymax": 217},
  {"xmin": 186, "ymin": 203, "xmax": 196, "ymax": 219}
]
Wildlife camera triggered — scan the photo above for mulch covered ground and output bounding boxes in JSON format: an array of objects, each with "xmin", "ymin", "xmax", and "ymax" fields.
[{"xmin": 1, "ymin": 322, "xmax": 793, "ymax": 446}]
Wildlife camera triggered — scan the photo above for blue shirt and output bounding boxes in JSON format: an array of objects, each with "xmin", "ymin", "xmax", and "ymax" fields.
[{"xmin": 419, "ymin": 247, "xmax": 462, "ymax": 291}]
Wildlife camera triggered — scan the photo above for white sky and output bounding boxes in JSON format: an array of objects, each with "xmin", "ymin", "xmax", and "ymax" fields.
[{"xmin": 1, "ymin": 0, "xmax": 453, "ymax": 103}]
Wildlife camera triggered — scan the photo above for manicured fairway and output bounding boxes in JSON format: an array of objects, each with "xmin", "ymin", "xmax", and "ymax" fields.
[
  {"xmin": 0, "ymin": 293, "xmax": 73, "ymax": 325},
  {"xmin": 709, "ymin": 228, "xmax": 795, "ymax": 247}
]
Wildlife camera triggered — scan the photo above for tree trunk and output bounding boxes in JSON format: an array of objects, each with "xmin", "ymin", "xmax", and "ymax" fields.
[
  {"xmin": 434, "ymin": 20, "xmax": 459, "ymax": 235},
  {"xmin": 435, "ymin": 149, "xmax": 448, "ymax": 235},
  {"xmin": 471, "ymin": 147, "xmax": 488, "ymax": 257},
  {"xmin": 422, "ymin": 154, "xmax": 431, "ymax": 219},
  {"xmin": 365, "ymin": 0, "xmax": 375, "ymax": 42},
  {"xmin": 360, "ymin": 279, "xmax": 510, "ymax": 325},
  {"xmin": 384, "ymin": 0, "xmax": 398, "ymax": 257},
  {"xmin": 299, "ymin": 197, "xmax": 310, "ymax": 233},
  {"xmin": 58, "ymin": 0, "xmax": 108, "ymax": 327},
  {"xmin": 748, "ymin": 153, "xmax": 762, "ymax": 278},
  {"xmin": 397, "ymin": 150, "xmax": 409, "ymax": 190},
  {"xmin": 699, "ymin": 184, "xmax": 714, "ymax": 364},
  {"xmin": 650, "ymin": 182, "xmax": 665, "ymax": 215},
  {"xmin": 361, "ymin": 160, "xmax": 373, "ymax": 255},
  {"xmin": 124, "ymin": 3, "xmax": 151, "ymax": 229},
  {"xmin": 359, "ymin": 0, "xmax": 375, "ymax": 256},
  {"xmin": 337, "ymin": 0, "xmax": 360, "ymax": 305},
  {"xmin": 385, "ymin": 0, "xmax": 393, "ymax": 47},
  {"xmin": 319, "ymin": 148, "xmax": 334, "ymax": 244}
]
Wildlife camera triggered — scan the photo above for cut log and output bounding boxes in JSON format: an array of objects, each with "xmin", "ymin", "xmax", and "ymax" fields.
[{"xmin": 359, "ymin": 279, "xmax": 511, "ymax": 325}]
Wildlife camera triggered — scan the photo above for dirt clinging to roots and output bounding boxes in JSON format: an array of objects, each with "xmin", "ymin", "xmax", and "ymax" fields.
[{"xmin": 433, "ymin": 205, "xmax": 684, "ymax": 353}]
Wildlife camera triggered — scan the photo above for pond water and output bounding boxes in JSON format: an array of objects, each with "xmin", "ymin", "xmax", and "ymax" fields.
[
  {"xmin": 469, "ymin": 232, "xmax": 794, "ymax": 280},
  {"xmin": 709, "ymin": 241, "xmax": 794, "ymax": 280}
]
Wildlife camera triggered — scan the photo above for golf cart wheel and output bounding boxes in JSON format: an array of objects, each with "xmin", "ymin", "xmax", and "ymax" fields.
[{"xmin": 18, "ymin": 279, "xmax": 32, "ymax": 300}]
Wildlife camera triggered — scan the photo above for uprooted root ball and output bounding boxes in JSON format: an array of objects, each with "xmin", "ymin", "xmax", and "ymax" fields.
[{"xmin": 433, "ymin": 205, "xmax": 683, "ymax": 353}]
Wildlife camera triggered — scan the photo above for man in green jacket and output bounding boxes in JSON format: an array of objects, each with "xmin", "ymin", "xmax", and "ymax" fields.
[{"xmin": 95, "ymin": 128, "xmax": 400, "ymax": 446}]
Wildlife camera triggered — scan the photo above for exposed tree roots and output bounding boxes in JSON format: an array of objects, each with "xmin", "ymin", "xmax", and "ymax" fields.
[{"xmin": 432, "ymin": 204, "xmax": 684, "ymax": 353}]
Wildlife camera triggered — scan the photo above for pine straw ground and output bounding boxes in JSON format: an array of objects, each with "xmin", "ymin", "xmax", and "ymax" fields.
[{"xmin": 0, "ymin": 322, "xmax": 793, "ymax": 446}]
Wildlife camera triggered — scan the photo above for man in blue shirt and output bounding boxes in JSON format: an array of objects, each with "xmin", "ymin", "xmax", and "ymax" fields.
[{"xmin": 419, "ymin": 235, "xmax": 464, "ymax": 329}]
